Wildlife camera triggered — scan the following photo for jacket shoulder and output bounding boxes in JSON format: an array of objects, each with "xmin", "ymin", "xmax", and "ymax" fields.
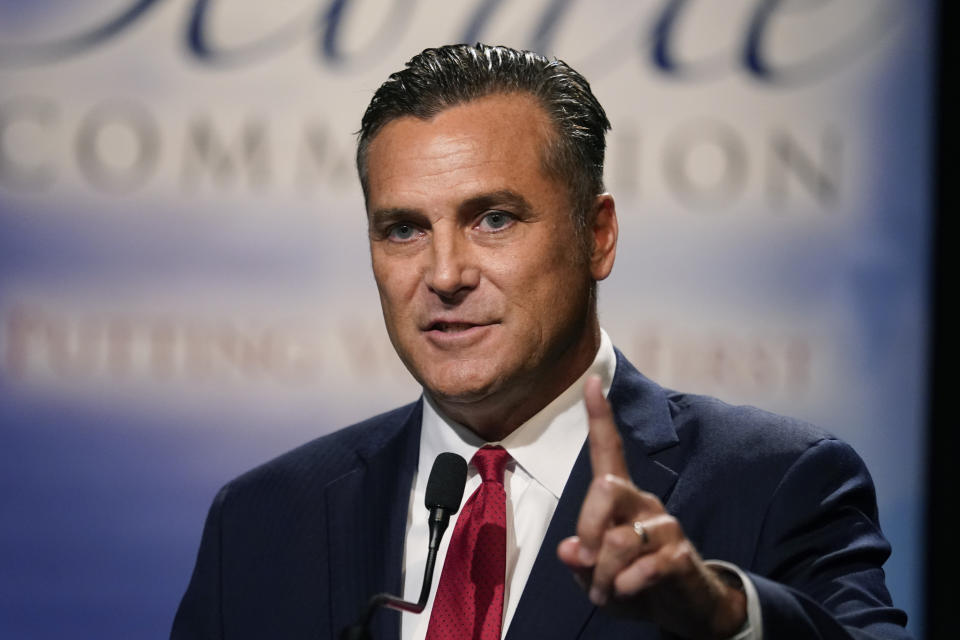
[
  {"xmin": 664, "ymin": 389, "xmax": 840, "ymax": 465},
  {"xmin": 226, "ymin": 400, "xmax": 421, "ymax": 497}
]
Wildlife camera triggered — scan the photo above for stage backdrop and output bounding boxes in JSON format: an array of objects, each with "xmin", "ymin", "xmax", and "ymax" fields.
[{"xmin": 0, "ymin": 1, "xmax": 933, "ymax": 637}]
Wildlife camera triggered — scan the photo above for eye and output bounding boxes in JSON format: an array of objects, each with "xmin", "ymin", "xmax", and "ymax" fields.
[
  {"xmin": 386, "ymin": 222, "xmax": 422, "ymax": 242},
  {"xmin": 477, "ymin": 211, "xmax": 515, "ymax": 232}
]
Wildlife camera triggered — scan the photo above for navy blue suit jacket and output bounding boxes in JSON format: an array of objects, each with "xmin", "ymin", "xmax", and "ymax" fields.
[{"xmin": 172, "ymin": 353, "xmax": 910, "ymax": 639}]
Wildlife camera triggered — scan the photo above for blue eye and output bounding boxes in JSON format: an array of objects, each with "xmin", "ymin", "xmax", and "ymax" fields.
[
  {"xmin": 479, "ymin": 211, "xmax": 513, "ymax": 231},
  {"xmin": 388, "ymin": 223, "xmax": 419, "ymax": 241}
]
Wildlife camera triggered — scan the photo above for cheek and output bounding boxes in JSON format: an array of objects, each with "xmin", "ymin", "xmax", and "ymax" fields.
[
  {"xmin": 373, "ymin": 254, "xmax": 410, "ymax": 294},
  {"xmin": 374, "ymin": 266, "xmax": 423, "ymax": 326},
  {"xmin": 494, "ymin": 239, "xmax": 579, "ymax": 292}
]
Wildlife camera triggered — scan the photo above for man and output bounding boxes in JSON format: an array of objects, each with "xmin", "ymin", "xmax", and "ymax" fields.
[{"xmin": 172, "ymin": 44, "xmax": 910, "ymax": 639}]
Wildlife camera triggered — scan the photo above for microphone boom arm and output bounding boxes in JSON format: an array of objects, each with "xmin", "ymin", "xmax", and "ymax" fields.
[
  {"xmin": 340, "ymin": 452, "xmax": 466, "ymax": 640},
  {"xmin": 363, "ymin": 506, "xmax": 448, "ymax": 616}
]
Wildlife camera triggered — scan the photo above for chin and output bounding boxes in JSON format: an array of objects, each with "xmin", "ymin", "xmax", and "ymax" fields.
[{"xmin": 418, "ymin": 361, "xmax": 506, "ymax": 405}]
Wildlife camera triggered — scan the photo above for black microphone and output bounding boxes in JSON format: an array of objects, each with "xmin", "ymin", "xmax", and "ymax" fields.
[{"xmin": 341, "ymin": 452, "xmax": 468, "ymax": 640}]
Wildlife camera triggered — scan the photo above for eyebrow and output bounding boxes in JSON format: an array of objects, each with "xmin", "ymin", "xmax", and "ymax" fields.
[
  {"xmin": 369, "ymin": 189, "xmax": 534, "ymax": 224},
  {"xmin": 368, "ymin": 207, "xmax": 421, "ymax": 225},
  {"xmin": 460, "ymin": 190, "xmax": 533, "ymax": 216}
]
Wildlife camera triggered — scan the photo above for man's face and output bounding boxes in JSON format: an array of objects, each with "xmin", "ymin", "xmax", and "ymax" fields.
[{"xmin": 365, "ymin": 93, "xmax": 613, "ymax": 431}]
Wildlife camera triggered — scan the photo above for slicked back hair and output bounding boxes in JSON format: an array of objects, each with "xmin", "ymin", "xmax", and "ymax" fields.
[{"xmin": 356, "ymin": 43, "xmax": 611, "ymax": 247}]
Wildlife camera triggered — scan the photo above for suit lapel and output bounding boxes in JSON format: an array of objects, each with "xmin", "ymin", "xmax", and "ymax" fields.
[
  {"xmin": 505, "ymin": 353, "xmax": 680, "ymax": 640},
  {"xmin": 326, "ymin": 402, "xmax": 423, "ymax": 640}
]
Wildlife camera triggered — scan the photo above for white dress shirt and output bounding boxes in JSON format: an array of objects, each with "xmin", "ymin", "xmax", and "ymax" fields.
[{"xmin": 399, "ymin": 330, "xmax": 760, "ymax": 640}]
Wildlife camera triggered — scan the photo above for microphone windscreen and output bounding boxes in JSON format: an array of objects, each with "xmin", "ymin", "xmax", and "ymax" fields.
[{"xmin": 424, "ymin": 452, "xmax": 468, "ymax": 513}]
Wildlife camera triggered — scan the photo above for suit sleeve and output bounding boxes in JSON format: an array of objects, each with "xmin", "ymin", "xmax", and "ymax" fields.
[
  {"xmin": 746, "ymin": 438, "xmax": 911, "ymax": 639},
  {"xmin": 170, "ymin": 484, "xmax": 230, "ymax": 640}
]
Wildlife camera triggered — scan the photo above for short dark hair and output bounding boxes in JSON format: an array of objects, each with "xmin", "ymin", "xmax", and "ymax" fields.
[{"xmin": 356, "ymin": 43, "xmax": 611, "ymax": 240}]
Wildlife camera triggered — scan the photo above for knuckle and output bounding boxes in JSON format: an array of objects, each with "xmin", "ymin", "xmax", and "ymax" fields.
[
  {"xmin": 604, "ymin": 527, "xmax": 634, "ymax": 551},
  {"xmin": 606, "ymin": 474, "xmax": 634, "ymax": 491},
  {"xmin": 649, "ymin": 513, "xmax": 686, "ymax": 542},
  {"xmin": 636, "ymin": 487, "xmax": 658, "ymax": 502},
  {"xmin": 658, "ymin": 514, "xmax": 682, "ymax": 539},
  {"xmin": 591, "ymin": 474, "xmax": 629, "ymax": 498},
  {"xmin": 669, "ymin": 541, "xmax": 698, "ymax": 575},
  {"xmin": 674, "ymin": 540, "xmax": 694, "ymax": 562}
]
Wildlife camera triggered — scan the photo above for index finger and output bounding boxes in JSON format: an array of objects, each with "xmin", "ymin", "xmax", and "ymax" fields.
[{"xmin": 584, "ymin": 374, "xmax": 630, "ymax": 479}]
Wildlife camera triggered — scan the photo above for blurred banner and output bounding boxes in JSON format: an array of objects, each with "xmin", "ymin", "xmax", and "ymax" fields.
[{"xmin": 0, "ymin": 1, "xmax": 933, "ymax": 637}]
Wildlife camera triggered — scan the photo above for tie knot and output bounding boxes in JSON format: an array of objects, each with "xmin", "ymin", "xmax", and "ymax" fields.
[{"xmin": 471, "ymin": 446, "xmax": 510, "ymax": 484}]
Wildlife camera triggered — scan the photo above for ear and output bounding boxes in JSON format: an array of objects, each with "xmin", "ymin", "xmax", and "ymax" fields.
[{"xmin": 589, "ymin": 193, "xmax": 618, "ymax": 281}]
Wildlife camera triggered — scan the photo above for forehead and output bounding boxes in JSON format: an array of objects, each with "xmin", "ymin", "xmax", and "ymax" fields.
[{"xmin": 364, "ymin": 93, "xmax": 560, "ymax": 208}]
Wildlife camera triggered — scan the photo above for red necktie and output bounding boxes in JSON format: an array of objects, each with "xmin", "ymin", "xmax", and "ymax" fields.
[{"xmin": 426, "ymin": 446, "xmax": 510, "ymax": 640}]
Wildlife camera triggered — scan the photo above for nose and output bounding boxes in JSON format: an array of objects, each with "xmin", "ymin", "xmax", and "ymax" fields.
[{"xmin": 424, "ymin": 228, "xmax": 480, "ymax": 300}]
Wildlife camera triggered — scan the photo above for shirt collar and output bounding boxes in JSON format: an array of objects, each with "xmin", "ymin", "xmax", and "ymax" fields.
[{"xmin": 419, "ymin": 329, "xmax": 616, "ymax": 499}]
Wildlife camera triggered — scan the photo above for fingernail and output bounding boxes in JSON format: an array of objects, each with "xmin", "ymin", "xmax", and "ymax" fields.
[
  {"xmin": 578, "ymin": 547, "xmax": 596, "ymax": 565},
  {"xmin": 589, "ymin": 587, "xmax": 606, "ymax": 606}
]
